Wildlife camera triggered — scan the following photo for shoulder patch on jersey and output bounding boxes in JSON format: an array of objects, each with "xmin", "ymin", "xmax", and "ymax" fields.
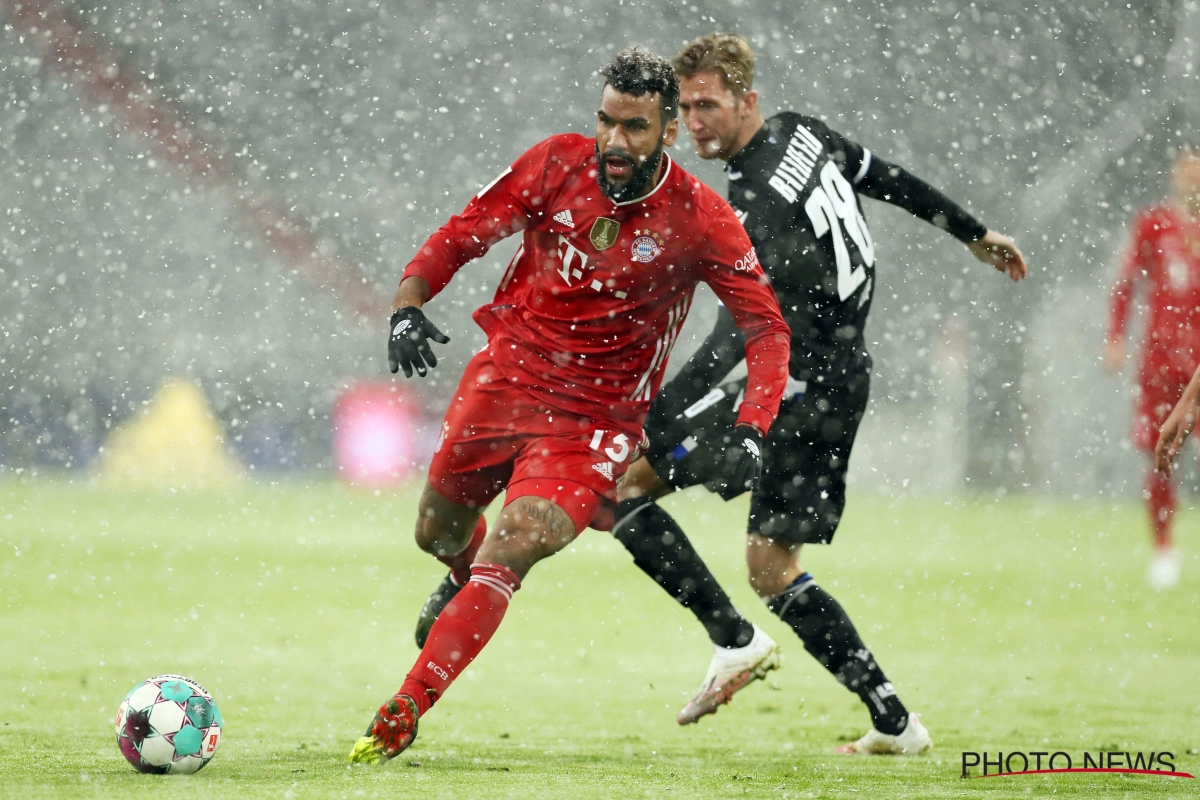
[{"xmin": 733, "ymin": 246, "xmax": 760, "ymax": 273}]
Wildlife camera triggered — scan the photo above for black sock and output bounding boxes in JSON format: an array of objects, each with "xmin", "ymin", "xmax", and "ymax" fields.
[
  {"xmin": 612, "ymin": 498, "xmax": 755, "ymax": 649},
  {"xmin": 767, "ymin": 573, "xmax": 909, "ymax": 735}
]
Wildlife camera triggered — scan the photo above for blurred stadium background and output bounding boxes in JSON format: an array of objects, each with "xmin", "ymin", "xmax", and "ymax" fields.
[{"xmin": 0, "ymin": 0, "xmax": 1195, "ymax": 495}]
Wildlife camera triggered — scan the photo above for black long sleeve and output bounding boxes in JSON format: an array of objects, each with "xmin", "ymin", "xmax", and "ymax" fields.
[
  {"xmin": 856, "ymin": 155, "xmax": 987, "ymax": 243},
  {"xmin": 646, "ymin": 305, "xmax": 746, "ymax": 427}
]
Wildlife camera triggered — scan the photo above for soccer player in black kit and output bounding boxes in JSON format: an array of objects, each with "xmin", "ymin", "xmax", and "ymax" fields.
[{"xmin": 610, "ymin": 33, "xmax": 1028, "ymax": 754}]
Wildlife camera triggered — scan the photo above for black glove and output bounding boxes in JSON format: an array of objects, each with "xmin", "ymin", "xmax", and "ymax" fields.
[
  {"xmin": 706, "ymin": 425, "xmax": 764, "ymax": 501},
  {"xmin": 387, "ymin": 306, "xmax": 450, "ymax": 378}
]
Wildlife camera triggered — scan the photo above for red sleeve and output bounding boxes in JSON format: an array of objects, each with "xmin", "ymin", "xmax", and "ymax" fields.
[
  {"xmin": 402, "ymin": 138, "xmax": 558, "ymax": 298},
  {"xmin": 1109, "ymin": 212, "xmax": 1150, "ymax": 342},
  {"xmin": 696, "ymin": 202, "xmax": 791, "ymax": 434}
]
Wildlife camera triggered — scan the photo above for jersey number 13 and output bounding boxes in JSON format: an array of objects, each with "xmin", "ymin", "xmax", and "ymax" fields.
[{"xmin": 805, "ymin": 161, "xmax": 875, "ymax": 301}]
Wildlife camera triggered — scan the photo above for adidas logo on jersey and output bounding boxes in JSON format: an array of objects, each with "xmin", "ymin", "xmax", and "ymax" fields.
[
  {"xmin": 591, "ymin": 461, "xmax": 614, "ymax": 481},
  {"xmin": 553, "ymin": 209, "xmax": 575, "ymax": 228}
]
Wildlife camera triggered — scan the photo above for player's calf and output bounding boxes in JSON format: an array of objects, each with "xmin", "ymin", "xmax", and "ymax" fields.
[
  {"xmin": 414, "ymin": 493, "xmax": 577, "ymax": 647},
  {"xmin": 414, "ymin": 573, "xmax": 463, "ymax": 648},
  {"xmin": 746, "ymin": 531, "xmax": 917, "ymax": 745},
  {"xmin": 612, "ymin": 498, "xmax": 755, "ymax": 649},
  {"xmin": 354, "ymin": 562, "xmax": 522, "ymax": 763},
  {"xmin": 357, "ymin": 493, "xmax": 585, "ymax": 761},
  {"xmin": 413, "ymin": 517, "xmax": 488, "ymax": 648},
  {"xmin": 611, "ymin": 497, "xmax": 772, "ymax": 723},
  {"xmin": 764, "ymin": 567, "xmax": 911, "ymax": 737}
]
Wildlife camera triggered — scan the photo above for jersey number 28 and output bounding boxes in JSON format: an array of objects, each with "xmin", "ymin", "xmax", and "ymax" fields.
[{"xmin": 805, "ymin": 161, "xmax": 875, "ymax": 301}]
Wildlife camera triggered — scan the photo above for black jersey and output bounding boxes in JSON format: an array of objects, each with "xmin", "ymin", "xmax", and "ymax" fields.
[
  {"xmin": 731, "ymin": 113, "xmax": 881, "ymax": 382},
  {"xmin": 649, "ymin": 112, "xmax": 987, "ymax": 425}
]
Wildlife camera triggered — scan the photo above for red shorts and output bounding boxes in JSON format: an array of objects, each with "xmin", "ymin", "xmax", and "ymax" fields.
[
  {"xmin": 426, "ymin": 349, "xmax": 639, "ymax": 532},
  {"xmin": 1133, "ymin": 362, "xmax": 1191, "ymax": 451}
]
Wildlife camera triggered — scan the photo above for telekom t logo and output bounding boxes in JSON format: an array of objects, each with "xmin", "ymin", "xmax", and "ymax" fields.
[{"xmin": 557, "ymin": 234, "xmax": 589, "ymax": 286}]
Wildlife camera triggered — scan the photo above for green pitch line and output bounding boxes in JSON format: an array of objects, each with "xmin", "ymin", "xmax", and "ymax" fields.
[{"xmin": 0, "ymin": 478, "xmax": 1196, "ymax": 798}]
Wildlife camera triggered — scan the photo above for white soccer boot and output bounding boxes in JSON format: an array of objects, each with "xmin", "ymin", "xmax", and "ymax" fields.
[
  {"xmin": 1147, "ymin": 546, "xmax": 1181, "ymax": 590},
  {"xmin": 836, "ymin": 713, "xmax": 933, "ymax": 755},
  {"xmin": 677, "ymin": 624, "xmax": 781, "ymax": 725}
]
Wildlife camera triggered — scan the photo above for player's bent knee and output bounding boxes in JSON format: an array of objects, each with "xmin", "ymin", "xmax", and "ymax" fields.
[
  {"xmin": 617, "ymin": 457, "xmax": 670, "ymax": 502},
  {"xmin": 413, "ymin": 518, "xmax": 457, "ymax": 556},
  {"xmin": 413, "ymin": 483, "xmax": 480, "ymax": 555},
  {"xmin": 746, "ymin": 534, "xmax": 803, "ymax": 597},
  {"xmin": 747, "ymin": 570, "xmax": 791, "ymax": 598}
]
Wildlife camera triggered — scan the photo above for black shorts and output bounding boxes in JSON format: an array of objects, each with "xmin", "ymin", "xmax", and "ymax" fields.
[{"xmin": 644, "ymin": 373, "xmax": 869, "ymax": 545}]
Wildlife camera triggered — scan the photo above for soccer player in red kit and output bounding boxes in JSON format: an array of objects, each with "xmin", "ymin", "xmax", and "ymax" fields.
[
  {"xmin": 1107, "ymin": 147, "xmax": 1200, "ymax": 589},
  {"xmin": 347, "ymin": 47, "xmax": 791, "ymax": 764}
]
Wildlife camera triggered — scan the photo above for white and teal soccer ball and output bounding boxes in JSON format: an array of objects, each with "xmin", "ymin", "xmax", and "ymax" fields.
[{"xmin": 115, "ymin": 674, "xmax": 222, "ymax": 774}]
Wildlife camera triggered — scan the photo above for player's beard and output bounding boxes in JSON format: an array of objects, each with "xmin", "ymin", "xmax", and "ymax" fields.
[{"xmin": 596, "ymin": 139, "xmax": 665, "ymax": 203}]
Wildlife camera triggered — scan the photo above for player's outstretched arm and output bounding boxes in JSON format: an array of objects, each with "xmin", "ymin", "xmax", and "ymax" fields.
[
  {"xmin": 967, "ymin": 230, "xmax": 1028, "ymax": 282},
  {"xmin": 385, "ymin": 139, "xmax": 557, "ymax": 378},
  {"xmin": 1155, "ymin": 364, "xmax": 1200, "ymax": 477},
  {"xmin": 851, "ymin": 153, "xmax": 1027, "ymax": 281}
]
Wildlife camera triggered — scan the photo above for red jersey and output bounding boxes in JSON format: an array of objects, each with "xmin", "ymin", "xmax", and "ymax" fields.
[
  {"xmin": 1110, "ymin": 203, "xmax": 1200, "ymax": 376},
  {"xmin": 403, "ymin": 134, "xmax": 790, "ymax": 433}
]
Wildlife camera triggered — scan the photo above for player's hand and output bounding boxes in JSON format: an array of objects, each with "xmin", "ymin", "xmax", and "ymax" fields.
[
  {"xmin": 387, "ymin": 306, "xmax": 450, "ymax": 378},
  {"xmin": 968, "ymin": 230, "xmax": 1028, "ymax": 282},
  {"xmin": 1156, "ymin": 390, "xmax": 1200, "ymax": 478},
  {"xmin": 707, "ymin": 425, "xmax": 764, "ymax": 501},
  {"xmin": 1104, "ymin": 339, "xmax": 1125, "ymax": 375}
]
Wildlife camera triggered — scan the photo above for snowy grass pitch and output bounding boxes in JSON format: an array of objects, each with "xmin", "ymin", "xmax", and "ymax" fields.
[{"xmin": 1, "ymin": 478, "xmax": 1197, "ymax": 798}]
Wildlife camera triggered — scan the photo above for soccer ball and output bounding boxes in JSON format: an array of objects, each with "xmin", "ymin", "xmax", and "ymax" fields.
[{"xmin": 115, "ymin": 674, "xmax": 222, "ymax": 774}]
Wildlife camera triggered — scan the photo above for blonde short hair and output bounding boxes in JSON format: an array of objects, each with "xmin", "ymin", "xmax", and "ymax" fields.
[{"xmin": 672, "ymin": 33, "xmax": 756, "ymax": 98}]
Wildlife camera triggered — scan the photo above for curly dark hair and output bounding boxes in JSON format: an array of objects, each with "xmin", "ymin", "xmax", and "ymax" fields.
[{"xmin": 599, "ymin": 46, "xmax": 679, "ymax": 125}]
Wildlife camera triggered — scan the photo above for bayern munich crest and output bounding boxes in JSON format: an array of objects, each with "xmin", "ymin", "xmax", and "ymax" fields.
[{"xmin": 630, "ymin": 230, "xmax": 665, "ymax": 263}]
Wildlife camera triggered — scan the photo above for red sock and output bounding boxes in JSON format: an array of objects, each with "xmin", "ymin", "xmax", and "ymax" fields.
[
  {"xmin": 1144, "ymin": 467, "xmax": 1175, "ymax": 550},
  {"xmin": 399, "ymin": 563, "xmax": 520, "ymax": 716},
  {"xmin": 436, "ymin": 517, "xmax": 487, "ymax": 586}
]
